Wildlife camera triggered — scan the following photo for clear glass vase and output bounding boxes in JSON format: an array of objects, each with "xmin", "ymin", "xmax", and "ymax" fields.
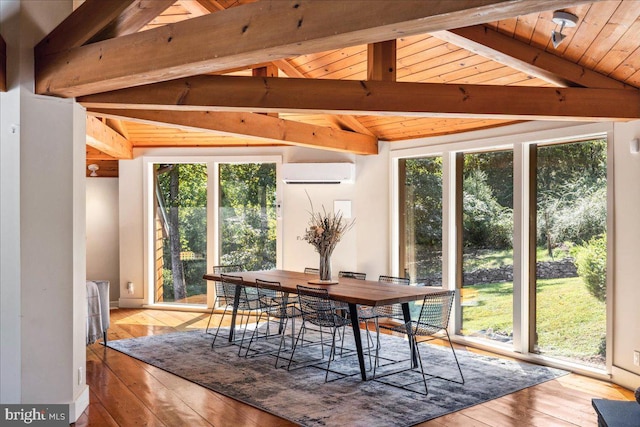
[{"xmin": 319, "ymin": 249, "xmax": 332, "ymax": 281}]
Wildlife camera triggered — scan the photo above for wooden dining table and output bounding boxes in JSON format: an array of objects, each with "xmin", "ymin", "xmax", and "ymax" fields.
[{"xmin": 203, "ymin": 269, "xmax": 446, "ymax": 381}]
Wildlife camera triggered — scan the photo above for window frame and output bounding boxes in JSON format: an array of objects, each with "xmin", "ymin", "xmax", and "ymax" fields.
[
  {"xmin": 142, "ymin": 155, "xmax": 282, "ymax": 309},
  {"xmin": 390, "ymin": 122, "xmax": 613, "ymax": 377}
]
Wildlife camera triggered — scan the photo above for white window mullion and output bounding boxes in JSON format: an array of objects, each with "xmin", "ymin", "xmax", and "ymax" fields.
[
  {"xmin": 512, "ymin": 142, "xmax": 530, "ymax": 354},
  {"xmin": 442, "ymin": 151, "xmax": 460, "ymax": 333}
]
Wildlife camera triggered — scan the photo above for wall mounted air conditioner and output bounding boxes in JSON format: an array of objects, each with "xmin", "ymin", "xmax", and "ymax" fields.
[{"xmin": 282, "ymin": 162, "xmax": 355, "ymax": 184}]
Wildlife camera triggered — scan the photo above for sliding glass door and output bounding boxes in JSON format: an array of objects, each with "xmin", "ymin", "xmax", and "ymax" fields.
[
  {"xmin": 218, "ymin": 163, "xmax": 277, "ymax": 271},
  {"xmin": 154, "ymin": 163, "xmax": 208, "ymax": 304},
  {"xmin": 151, "ymin": 160, "xmax": 277, "ymax": 305}
]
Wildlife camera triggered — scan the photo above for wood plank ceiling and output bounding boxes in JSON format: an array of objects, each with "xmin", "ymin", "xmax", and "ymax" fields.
[{"xmin": 25, "ymin": 0, "xmax": 640, "ymax": 176}]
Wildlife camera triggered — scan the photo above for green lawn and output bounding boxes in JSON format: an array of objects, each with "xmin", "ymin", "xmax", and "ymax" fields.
[{"xmin": 461, "ymin": 276, "xmax": 606, "ymax": 367}]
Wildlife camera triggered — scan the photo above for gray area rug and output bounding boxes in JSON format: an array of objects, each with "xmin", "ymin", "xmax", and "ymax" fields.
[{"xmin": 108, "ymin": 327, "xmax": 567, "ymax": 427}]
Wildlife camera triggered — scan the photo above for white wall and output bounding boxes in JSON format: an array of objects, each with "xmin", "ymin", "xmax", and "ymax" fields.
[
  {"xmin": 87, "ymin": 178, "xmax": 120, "ymax": 303},
  {"xmin": 281, "ymin": 144, "xmax": 360, "ymax": 274},
  {"xmin": 611, "ymin": 120, "xmax": 640, "ymax": 387},
  {"xmin": 0, "ymin": 0, "xmax": 22, "ymax": 403},
  {"xmin": 118, "ymin": 155, "xmax": 145, "ymax": 306},
  {"xmin": 0, "ymin": 0, "xmax": 89, "ymax": 419},
  {"xmin": 355, "ymin": 142, "xmax": 391, "ymax": 277}
]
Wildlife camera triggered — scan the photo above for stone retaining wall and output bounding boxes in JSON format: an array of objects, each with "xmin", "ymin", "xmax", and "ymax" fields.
[{"xmin": 418, "ymin": 257, "xmax": 578, "ymax": 287}]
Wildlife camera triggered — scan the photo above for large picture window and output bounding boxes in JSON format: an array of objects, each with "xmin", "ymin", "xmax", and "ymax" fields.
[
  {"xmin": 395, "ymin": 132, "xmax": 608, "ymax": 370},
  {"xmin": 532, "ymin": 139, "xmax": 607, "ymax": 368},
  {"xmin": 399, "ymin": 157, "xmax": 443, "ymax": 286},
  {"xmin": 458, "ymin": 150, "xmax": 514, "ymax": 344}
]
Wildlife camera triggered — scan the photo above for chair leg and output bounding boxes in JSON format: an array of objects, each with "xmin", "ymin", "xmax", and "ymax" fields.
[
  {"xmin": 413, "ymin": 335, "xmax": 429, "ymax": 395},
  {"xmin": 325, "ymin": 327, "xmax": 340, "ymax": 382},
  {"xmin": 238, "ymin": 310, "xmax": 259, "ymax": 356},
  {"xmin": 274, "ymin": 316, "xmax": 291, "ymax": 368},
  {"xmin": 205, "ymin": 303, "xmax": 217, "ymax": 334},
  {"xmin": 211, "ymin": 306, "xmax": 230, "ymax": 348},
  {"xmin": 243, "ymin": 311, "xmax": 267, "ymax": 358},
  {"xmin": 286, "ymin": 321, "xmax": 307, "ymax": 371},
  {"xmin": 444, "ymin": 330, "xmax": 465, "ymax": 384}
]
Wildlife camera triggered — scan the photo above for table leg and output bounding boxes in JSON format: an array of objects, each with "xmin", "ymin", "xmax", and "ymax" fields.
[
  {"xmin": 348, "ymin": 303, "xmax": 368, "ymax": 381},
  {"xmin": 401, "ymin": 303, "xmax": 418, "ymax": 368},
  {"xmin": 228, "ymin": 285, "xmax": 242, "ymax": 342}
]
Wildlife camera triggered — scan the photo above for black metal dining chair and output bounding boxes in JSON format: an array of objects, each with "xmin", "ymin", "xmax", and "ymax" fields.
[
  {"xmin": 374, "ymin": 290, "xmax": 464, "ymax": 395},
  {"xmin": 338, "ymin": 271, "xmax": 366, "ymax": 280},
  {"xmin": 242, "ymin": 278, "xmax": 302, "ymax": 368},
  {"xmin": 210, "ymin": 274, "xmax": 261, "ymax": 352},
  {"xmin": 287, "ymin": 285, "xmax": 354, "ymax": 382},
  {"xmin": 205, "ymin": 264, "xmax": 243, "ymax": 335},
  {"xmin": 304, "ymin": 267, "xmax": 319, "ymax": 275},
  {"xmin": 373, "ymin": 275, "xmax": 411, "ymax": 320},
  {"xmin": 343, "ymin": 274, "xmax": 411, "ymax": 369},
  {"xmin": 337, "ymin": 270, "xmax": 380, "ymax": 368}
]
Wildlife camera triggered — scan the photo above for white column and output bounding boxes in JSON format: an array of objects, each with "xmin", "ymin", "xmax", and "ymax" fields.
[
  {"xmin": 0, "ymin": 0, "xmax": 22, "ymax": 405},
  {"xmin": 1, "ymin": 0, "xmax": 89, "ymax": 420}
]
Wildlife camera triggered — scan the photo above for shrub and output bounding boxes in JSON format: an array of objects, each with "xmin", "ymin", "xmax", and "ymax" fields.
[
  {"xmin": 463, "ymin": 170, "xmax": 513, "ymax": 249},
  {"xmin": 573, "ymin": 234, "xmax": 607, "ymax": 302}
]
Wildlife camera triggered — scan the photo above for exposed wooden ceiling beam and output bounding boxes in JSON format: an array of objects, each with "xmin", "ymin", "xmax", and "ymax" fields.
[
  {"xmin": 35, "ymin": 0, "xmax": 174, "ymax": 79},
  {"xmin": 87, "ymin": 109, "xmax": 378, "ymax": 155},
  {"xmin": 273, "ymin": 58, "xmax": 375, "ymax": 137},
  {"xmin": 86, "ymin": 146, "xmax": 117, "ymax": 161},
  {"xmin": 105, "ymin": 118, "xmax": 129, "ymax": 139},
  {"xmin": 86, "ymin": 115, "xmax": 133, "ymax": 159},
  {"xmin": 0, "ymin": 34, "xmax": 6, "ymax": 92},
  {"xmin": 78, "ymin": 75, "xmax": 640, "ymax": 121},
  {"xmin": 431, "ymin": 25, "xmax": 631, "ymax": 90},
  {"xmin": 36, "ymin": 0, "xmax": 593, "ymax": 97},
  {"xmin": 252, "ymin": 64, "xmax": 279, "ymax": 118},
  {"xmin": 36, "ymin": 0, "xmax": 136, "ymax": 56},
  {"xmin": 367, "ymin": 40, "xmax": 396, "ymax": 82},
  {"xmin": 87, "ymin": 0, "xmax": 176, "ymax": 44}
]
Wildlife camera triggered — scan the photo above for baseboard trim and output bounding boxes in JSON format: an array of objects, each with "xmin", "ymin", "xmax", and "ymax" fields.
[
  {"xmin": 118, "ymin": 298, "xmax": 145, "ymax": 308},
  {"xmin": 69, "ymin": 385, "xmax": 89, "ymax": 423},
  {"xmin": 611, "ymin": 365, "xmax": 640, "ymax": 390}
]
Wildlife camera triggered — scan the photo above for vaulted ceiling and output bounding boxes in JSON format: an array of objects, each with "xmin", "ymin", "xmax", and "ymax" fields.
[{"xmin": 14, "ymin": 0, "xmax": 640, "ymax": 176}]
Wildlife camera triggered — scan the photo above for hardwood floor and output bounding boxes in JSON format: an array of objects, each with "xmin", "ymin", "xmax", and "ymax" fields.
[{"xmin": 76, "ymin": 308, "xmax": 634, "ymax": 426}]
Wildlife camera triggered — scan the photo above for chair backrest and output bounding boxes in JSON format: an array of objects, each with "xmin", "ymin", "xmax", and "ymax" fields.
[
  {"xmin": 416, "ymin": 290, "xmax": 456, "ymax": 333},
  {"xmin": 212, "ymin": 264, "xmax": 243, "ymax": 274},
  {"xmin": 378, "ymin": 275, "xmax": 410, "ymax": 286},
  {"xmin": 296, "ymin": 285, "xmax": 340, "ymax": 327},
  {"xmin": 255, "ymin": 278, "xmax": 283, "ymax": 301},
  {"xmin": 256, "ymin": 279, "xmax": 293, "ymax": 317},
  {"xmin": 339, "ymin": 271, "xmax": 366, "ymax": 280},
  {"xmin": 304, "ymin": 267, "xmax": 319, "ymax": 274},
  {"xmin": 213, "ymin": 265, "xmax": 244, "ymax": 303},
  {"xmin": 219, "ymin": 273, "xmax": 244, "ymax": 299}
]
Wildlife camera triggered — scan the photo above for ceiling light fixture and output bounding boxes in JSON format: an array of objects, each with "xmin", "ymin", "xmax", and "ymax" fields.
[
  {"xmin": 551, "ymin": 11, "xmax": 578, "ymax": 49},
  {"xmin": 87, "ymin": 164, "xmax": 99, "ymax": 177}
]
